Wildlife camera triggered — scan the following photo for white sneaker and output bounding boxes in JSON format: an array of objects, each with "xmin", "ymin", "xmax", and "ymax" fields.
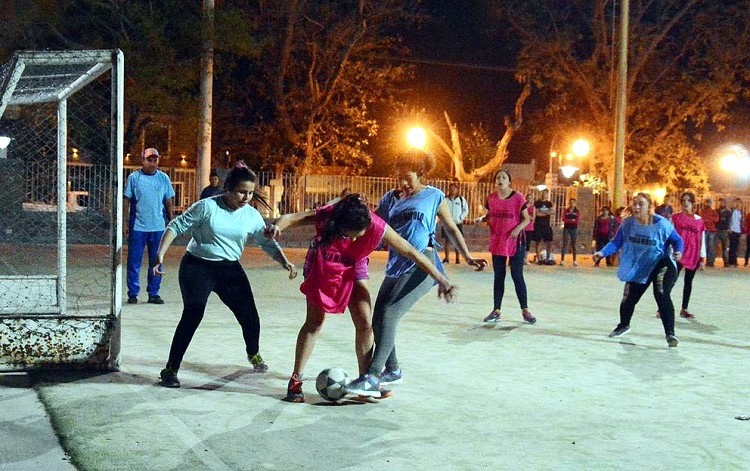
[{"xmin": 573, "ymin": 260, "xmax": 578, "ymax": 266}]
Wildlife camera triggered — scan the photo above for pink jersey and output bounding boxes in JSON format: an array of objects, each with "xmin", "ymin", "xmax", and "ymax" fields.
[
  {"xmin": 524, "ymin": 204, "xmax": 535, "ymax": 232},
  {"xmin": 486, "ymin": 191, "xmax": 527, "ymax": 257},
  {"xmin": 672, "ymin": 212, "xmax": 705, "ymax": 270},
  {"xmin": 300, "ymin": 205, "xmax": 387, "ymax": 313}
]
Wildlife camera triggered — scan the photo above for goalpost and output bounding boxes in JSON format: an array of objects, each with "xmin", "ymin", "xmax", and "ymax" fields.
[{"xmin": 0, "ymin": 50, "xmax": 124, "ymax": 371}]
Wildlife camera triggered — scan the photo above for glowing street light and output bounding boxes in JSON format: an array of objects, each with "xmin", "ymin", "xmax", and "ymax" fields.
[
  {"xmin": 406, "ymin": 127, "xmax": 427, "ymax": 150},
  {"xmin": 0, "ymin": 136, "xmax": 10, "ymax": 149},
  {"xmin": 572, "ymin": 139, "xmax": 591, "ymax": 157},
  {"xmin": 721, "ymin": 145, "xmax": 750, "ymax": 177}
]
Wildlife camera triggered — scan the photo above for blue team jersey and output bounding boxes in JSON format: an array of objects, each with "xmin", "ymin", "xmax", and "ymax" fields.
[
  {"xmin": 601, "ymin": 214, "xmax": 684, "ymax": 283},
  {"xmin": 124, "ymin": 169, "xmax": 175, "ymax": 232},
  {"xmin": 375, "ymin": 185, "xmax": 445, "ymax": 278}
]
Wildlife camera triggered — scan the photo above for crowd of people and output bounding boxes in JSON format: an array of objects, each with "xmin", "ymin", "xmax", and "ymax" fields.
[{"xmin": 124, "ymin": 146, "xmax": 744, "ymax": 401}]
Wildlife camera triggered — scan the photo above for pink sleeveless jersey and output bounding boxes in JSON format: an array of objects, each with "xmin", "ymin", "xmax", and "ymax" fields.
[
  {"xmin": 672, "ymin": 212, "xmax": 705, "ymax": 270},
  {"xmin": 486, "ymin": 191, "xmax": 527, "ymax": 257},
  {"xmin": 300, "ymin": 205, "xmax": 387, "ymax": 313}
]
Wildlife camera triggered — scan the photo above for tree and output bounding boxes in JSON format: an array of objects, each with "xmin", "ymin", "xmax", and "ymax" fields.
[
  {"xmin": 231, "ymin": 0, "xmax": 418, "ymax": 174},
  {"xmin": 495, "ymin": 0, "xmax": 750, "ymax": 192}
]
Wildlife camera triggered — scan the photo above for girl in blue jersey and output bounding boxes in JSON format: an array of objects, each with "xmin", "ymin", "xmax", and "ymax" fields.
[
  {"xmin": 594, "ymin": 192, "xmax": 684, "ymax": 347},
  {"xmin": 152, "ymin": 165, "xmax": 298, "ymax": 388},
  {"xmin": 346, "ymin": 149, "xmax": 488, "ymax": 397}
]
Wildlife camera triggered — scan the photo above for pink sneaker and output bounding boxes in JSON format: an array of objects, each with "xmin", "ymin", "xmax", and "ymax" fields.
[{"xmin": 522, "ymin": 310, "xmax": 537, "ymax": 324}]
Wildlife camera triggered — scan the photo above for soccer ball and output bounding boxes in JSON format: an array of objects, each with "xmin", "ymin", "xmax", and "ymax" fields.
[{"xmin": 316, "ymin": 367, "xmax": 350, "ymax": 402}]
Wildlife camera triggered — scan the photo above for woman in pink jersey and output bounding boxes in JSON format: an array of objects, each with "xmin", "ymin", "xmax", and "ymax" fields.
[
  {"xmin": 671, "ymin": 191, "xmax": 705, "ymax": 319},
  {"xmin": 269, "ymin": 194, "xmax": 454, "ymax": 402},
  {"xmin": 481, "ymin": 169, "xmax": 536, "ymax": 324}
]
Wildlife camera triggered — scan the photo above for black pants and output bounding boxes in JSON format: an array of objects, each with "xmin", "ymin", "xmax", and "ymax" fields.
[
  {"xmin": 728, "ymin": 232, "xmax": 741, "ymax": 266},
  {"xmin": 492, "ymin": 240, "xmax": 528, "ymax": 311},
  {"xmin": 677, "ymin": 265, "xmax": 697, "ymax": 310},
  {"xmin": 618, "ymin": 257, "xmax": 677, "ymax": 336},
  {"xmin": 166, "ymin": 253, "xmax": 261, "ymax": 371}
]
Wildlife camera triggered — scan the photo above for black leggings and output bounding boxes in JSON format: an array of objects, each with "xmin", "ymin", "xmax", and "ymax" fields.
[
  {"xmin": 492, "ymin": 241, "xmax": 528, "ymax": 311},
  {"xmin": 166, "ymin": 253, "xmax": 261, "ymax": 371},
  {"xmin": 619, "ymin": 257, "xmax": 677, "ymax": 336},
  {"xmin": 677, "ymin": 265, "xmax": 697, "ymax": 310}
]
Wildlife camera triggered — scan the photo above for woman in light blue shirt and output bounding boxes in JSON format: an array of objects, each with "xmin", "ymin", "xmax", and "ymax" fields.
[
  {"xmin": 152, "ymin": 165, "xmax": 297, "ymax": 388},
  {"xmin": 594, "ymin": 192, "xmax": 684, "ymax": 347}
]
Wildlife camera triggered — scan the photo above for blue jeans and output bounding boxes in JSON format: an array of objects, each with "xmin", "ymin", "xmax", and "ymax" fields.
[{"xmin": 127, "ymin": 230, "xmax": 164, "ymax": 298}]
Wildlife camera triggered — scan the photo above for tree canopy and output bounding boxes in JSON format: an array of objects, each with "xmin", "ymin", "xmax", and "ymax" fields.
[{"xmin": 496, "ymin": 0, "xmax": 750, "ymax": 192}]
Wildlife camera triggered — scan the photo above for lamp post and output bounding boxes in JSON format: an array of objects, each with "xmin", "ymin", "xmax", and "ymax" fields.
[{"xmin": 406, "ymin": 127, "xmax": 427, "ymax": 150}]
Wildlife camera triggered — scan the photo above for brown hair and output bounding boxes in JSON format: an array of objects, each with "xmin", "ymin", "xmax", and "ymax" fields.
[{"xmin": 394, "ymin": 148, "xmax": 437, "ymax": 176}]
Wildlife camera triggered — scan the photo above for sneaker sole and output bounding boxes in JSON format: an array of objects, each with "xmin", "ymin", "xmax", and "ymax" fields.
[
  {"xmin": 159, "ymin": 380, "xmax": 180, "ymax": 388},
  {"xmin": 667, "ymin": 338, "xmax": 679, "ymax": 347},
  {"xmin": 608, "ymin": 327, "xmax": 630, "ymax": 338},
  {"xmin": 380, "ymin": 378, "xmax": 403, "ymax": 386},
  {"xmin": 483, "ymin": 317, "xmax": 501, "ymax": 323},
  {"xmin": 282, "ymin": 395, "xmax": 305, "ymax": 403}
]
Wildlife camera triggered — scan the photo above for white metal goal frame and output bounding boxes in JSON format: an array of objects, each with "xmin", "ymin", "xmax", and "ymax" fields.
[{"xmin": 0, "ymin": 49, "xmax": 124, "ymax": 371}]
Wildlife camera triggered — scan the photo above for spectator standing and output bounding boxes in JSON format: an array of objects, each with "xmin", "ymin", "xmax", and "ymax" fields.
[
  {"xmin": 559, "ymin": 198, "xmax": 581, "ymax": 266},
  {"xmin": 199, "ymin": 171, "xmax": 223, "ymax": 200},
  {"xmin": 698, "ymin": 198, "xmax": 719, "ymax": 267},
  {"xmin": 123, "ymin": 148, "xmax": 175, "ymax": 305},
  {"xmin": 743, "ymin": 210, "xmax": 750, "ymax": 266},
  {"xmin": 716, "ymin": 198, "xmax": 731, "ymax": 266},
  {"xmin": 655, "ymin": 195, "xmax": 674, "ymax": 221},
  {"xmin": 533, "ymin": 189, "xmax": 555, "ymax": 264},
  {"xmin": 441, "ymin": 182, "xmax": 469, "ymax": 264},
  {"xmin": 728, "ymin": 198, "xmax": 743, "ymax": 267},
  {"xmin": 593, "ymin": 206, "xmax": 617, "ymax": 267}
]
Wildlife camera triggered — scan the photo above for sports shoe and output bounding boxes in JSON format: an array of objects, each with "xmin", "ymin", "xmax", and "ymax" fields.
[
  {"xmin": 679, "ymin": 309, "xmax": 695, "ymax": 319},
  {"xmin": 127, "ymin": 296, "xmax": 138, "ymax": 304},
  {"xmin": 666, "ymin": 334, "xmax": 679, "ymax": 347},
  {"xmin": 379, "ymin": 368, "xmax": 403, "ymax": 385},
  {"xmin": 559, "ymin": 260, "xmax": 565, "ymax": 266},
  {"xmin": 608, "ymin": 325, "xmax": 630, "ymax": 337},
  {"xmin": 249, "ymin": 353, "xmax": 269, "ymax": 372},
  {"xmin": 147, "ymin": 295, "xmax": 165, "ymax": 304},
  {"xmin": 283, "ymin": 373, "xmax": 304, "ymax": 403},
  {"xmin": 442, "ymin": 258, "xmax": 449, "ymax": 263},
  {"xmin": 573, "ymin": 260, "xmax": 578, "ymax": 266},
  {"xmin": 522, "ymin": 310, "xmax": 537, "ymax": 324},
  {"xmin": 483, "ymin": 310, "xmax": 501, "ymax": 323},
  {"xmin": 159, "ymin": 367, "xmax": 180, "ymax": 388},
  {"xmin": 345, "ymin": 374, "xmax": 383, "ymax": 397}
]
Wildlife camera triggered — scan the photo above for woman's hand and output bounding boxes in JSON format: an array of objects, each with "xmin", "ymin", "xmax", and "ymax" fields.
[
  {"xmin": 510, "ymin": 228, "xmax": 521, "ymax": 238},
  {"xmin": 466, "ymin": 258, "xmax": 488, "ymax": 271},
  {"xmin": 285, "ymin": 262, "xmax": 298, "ymax": 279},
  {"xmin": 151, "ymin": 257, "xmax": 165, "ymax": 276},
  {"xmin": 264, "ymin": 223, "xmax": 281, "ymax": 239},
  {"xmin": 437, "ymin": 279, "xmax": 457, "ymax": 303}
]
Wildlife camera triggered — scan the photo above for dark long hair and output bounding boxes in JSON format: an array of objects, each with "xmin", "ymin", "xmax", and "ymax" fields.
[
  {"xmin": 224, "ymin": 164, "xmax": 271, "ymax": 211},
  {"xmin": 318, "ymin": 194, "xmax": 371, "ymax": 246}
]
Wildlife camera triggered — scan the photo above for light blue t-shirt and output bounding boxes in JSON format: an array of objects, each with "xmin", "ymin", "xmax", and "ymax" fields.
[
  {"xmin": 124, "ymin": 169, "xmax": 175, "ymax": 232},
  {"xmin": 167, "ymin": 195, "xmax": 284, "ymax": 263},
  {"xmin": 376, "ymin": 186, "xmax": 445, "ymax": 278},
  {"xmin": 601, "ymin": 214, "xmax": 684, "ymax": 283}
]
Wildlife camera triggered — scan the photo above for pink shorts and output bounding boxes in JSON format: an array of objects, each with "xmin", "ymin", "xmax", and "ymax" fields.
[{"xmin": 354, "ymin": 257, "xmax": 370, "ymax": 280}]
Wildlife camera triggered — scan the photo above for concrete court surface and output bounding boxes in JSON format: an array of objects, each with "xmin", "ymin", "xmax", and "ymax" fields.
[{"xmin": 4, "ymin": 247, "xmax": 750, "ymax": 471}]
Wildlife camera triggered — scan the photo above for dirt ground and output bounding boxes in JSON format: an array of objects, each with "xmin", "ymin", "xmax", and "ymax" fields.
[{"xmin": 11, "ymin": 247, "xmax": 750, "ymax": 470}]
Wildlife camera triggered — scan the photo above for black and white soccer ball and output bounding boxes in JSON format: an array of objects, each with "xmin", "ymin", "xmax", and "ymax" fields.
[{"xmin": 316, "ymin": 367, "xmax": 350, "ymax": 401}]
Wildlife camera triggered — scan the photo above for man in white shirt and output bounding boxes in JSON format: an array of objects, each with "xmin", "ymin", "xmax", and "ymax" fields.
[
  {"xmin": 728, "ymin": 198, "xmax": 743, "ymax": 267},
  {"xmin": 441, "ymin": 182, "xmax": 469, "ymax": 263}
]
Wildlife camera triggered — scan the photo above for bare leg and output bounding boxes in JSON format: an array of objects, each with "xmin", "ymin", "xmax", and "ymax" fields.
[
  {"xmin": 348, "ymin": 280, "xmax": 373, "ymax": 375},
  {"xmin": 292, "ymin": 301, "xmax": 327, "ymax": 376}
]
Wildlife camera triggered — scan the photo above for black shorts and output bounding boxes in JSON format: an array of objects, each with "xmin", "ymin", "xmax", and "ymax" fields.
[{"xmin": 534, "ymin": 224, "xmax": 553, "ymax": 242}]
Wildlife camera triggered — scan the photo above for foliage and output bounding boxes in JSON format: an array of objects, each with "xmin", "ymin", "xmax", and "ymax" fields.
[{"xmin": 493, "ymin": 0, "xmax": 750, "ymax": 192}]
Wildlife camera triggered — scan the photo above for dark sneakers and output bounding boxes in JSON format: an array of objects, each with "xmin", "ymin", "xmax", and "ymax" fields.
[
  {"xmin": 248, "ymin": 353, "xmax": 269, "ymax": 372},
  {"xmin": 283, "ymin": 373, "xmax": 305, "ymax": 403},
  {"xmin": 159, "ymin": 368, "xmax": 180, "ymax": 388},
  {"xmin": 608, "ymin": 325, "xmax": 630, "ymax": 338},
  {"xmin": 666, "ymin": 334, "xmax": 679, "ymax": 347},
  {"xmin": 127, "ymin": 297, "xmax": 138, "ymax": 304},
  {"xmin": 147, "ymin": 295, "xmax": 165, "ymax": 304},
  {"xmin": 379, "ymin": 369, "xmax": 403, "ymax": 385}
]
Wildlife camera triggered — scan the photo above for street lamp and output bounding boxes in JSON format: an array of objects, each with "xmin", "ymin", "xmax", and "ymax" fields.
[
  {"xmin": 406, "ymin": 127, "xmax": 427, "ymax": 150},
  {"xmin": 721, "ymin": 144, "xmax": 750, "ymax": 177},
  {"xmin": 0, "ymin": 136, "xmax": 10, "ymax": 149},
  {"xmin": 572, "ymin": 139, "xmax": 591, "ymax": 158}
]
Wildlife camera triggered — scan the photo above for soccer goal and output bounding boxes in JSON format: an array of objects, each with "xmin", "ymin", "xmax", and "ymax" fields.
[{"xmin": 0, "ymin": 50, "xmax": 124, "ymax": 371}]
